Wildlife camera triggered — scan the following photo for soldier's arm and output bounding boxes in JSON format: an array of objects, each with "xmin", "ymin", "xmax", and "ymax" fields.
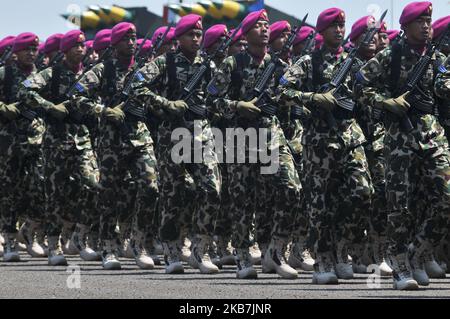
[
  {"xmin": 354, "ymin": 49, "xmax": 392, "ymax": 108},
  {"xmin": 205, "ymin": 55, "xmax": 238, "ymax": 117},
  {"xmin": 71, "ymin": 63, "xmax": 105, "ymax": 117},
  {"xmin": 435, "ymin": 56, "xmax": 450, "ymax": 100},
  {"xmin": 132, "ymin": 55, "xmax": 171, "ymax": 113},
  {"xmin": 279, "ymin": 56, "xmax": 314, "ymax": 109},
  {"xmin": 17, "ymin": 68, "xmax": 54, "ymax": 111}
]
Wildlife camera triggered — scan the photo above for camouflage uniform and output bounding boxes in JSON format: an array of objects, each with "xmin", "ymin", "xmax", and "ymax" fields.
[
  {"xmin": 0, "ymin": 65, "xmax": 45, "ymax": 241},
  {"xmin": 436, "ymin": 55, "xmax": 450, "ymax": 143},
  {"xmin": 357, "ymin": 42, "xmax": 450, "ymax": 263},
  {"xmin": 206, "ymin": 51, "xmax": 301, "ymax": 255},
  {"xmin": 134, "ymin": 50, "xmax": 221, "ymax": 250},
  {"xmin": 280, "ymin": 46, "xmax": 372, "ymax": 266},
  {"xmin": 17, "ymin": 63, "xmax": 100, "ymax": 243},
  {"xmin": 72, "ymin": 58, "xmax": 159, "ymax": 254}
]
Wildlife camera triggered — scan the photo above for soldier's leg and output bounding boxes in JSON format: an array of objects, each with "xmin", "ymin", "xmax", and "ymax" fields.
[
  {"xmin": 97, "ymin": 146, "xmax": 128, "ymax": 270},
  {"xmin": 43, "ymin": 147, "xmax": 74, "ymax": 266},
  {"xmin": 303, "ymin": 143, "xmax": 337, "ymax": 284},
  {"xmin": 158, "ymin": 130, "xmax": 191, "ymax": 274},
  {"xmin": 365, "ymin": 147, "xmax": 392, "ymax": 275},
  {"xmin": 187, "ymin": 134, "xmax": 221, "ymax": 274},
  {"xmin": 334, "ymin": 145, "xmax": 372, "ymax": 278},
  {"xmin": 410, "ymin": 147, "xmax": 450, "ymax": 280},
  {"xmin": 213, "ymin": 163, "xmax": 235, "ymax": 266},
  {"xmin": 228, "ymin": 162, "xmax": 258, "ymax": 279},
  {"xmin": 384, "ymin": 142, "xmax": 420, "ymax": 290},
  {"xmin": 129, "ymin": 143, "xmax": 159, "ymax": 270},
  {"xmin": 258, "ymin": 145, "xmax": 300, "ymax": 279},
  {"xmin": 71, "ymin": 147, "xmax": 101, "ymax": 261},
  {"xmin": 18, "ymin": 149, "xmax": 46, "ymax": 258},
  {"xmin": 0, "ymin": 154, "xmax": 23, "ymax": 262}
]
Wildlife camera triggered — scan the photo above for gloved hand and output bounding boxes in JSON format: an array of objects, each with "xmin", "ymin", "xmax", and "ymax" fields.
[
  {"xmin": 166, "ymin": 100, "xmax": 188, "ymax": 117},
  {"xmin": 104, "ymin": 102, "xmax": 125, "ymax": 124},
  {"xmin": 236, "ymin": 98, "xmax": 261, "ymax": 119},
  {"xmin": 48, "ymin": 103, "xmax": 69, "ymax": 120},
  {"xmin": 381, "ymin": 91, "xmax": 410, "ymax": 117},
  {"xmin": 0, "ymin": 103, "xmax": 21, "ymax": 121},
  {"xmin": 311, "ymin": 90, "xmax": 337, "ymax": 112}
]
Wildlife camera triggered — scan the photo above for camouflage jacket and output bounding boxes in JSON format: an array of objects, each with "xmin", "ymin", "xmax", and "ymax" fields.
[
  {"xmin": 206, "ymin": 50, "xmax": 289, "ymax": 126},
  {"xmin": 17, "ymin": 63, "xmax": 91, "ymax": 150},
  {"xmin": 134, "ymin": 49, "xmax": 213, "ymax": 126},
  {"xmin": 435, "ymin": 55, "xmax": 450, "ymax": 101},
  {"xmin": 280, "ymin": 46, "xmax": 366, "ymax": 149},
  {"xmin": 0, "ymin": 64, "xmax": 44, "ymax": 148},
  {"xmin": 356, "ymin": 40, "xmax": 448, "ymax": 150},
  {"xmin": 72, "ymin": 58, "xmax": 152, "ymax": 148}
]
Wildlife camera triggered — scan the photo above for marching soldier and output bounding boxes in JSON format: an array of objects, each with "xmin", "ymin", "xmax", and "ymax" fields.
[
  {"xmin": 202, "ymin": 23, "xmax": 237, "ymax": 267},
  {"xmin": 206, "ymin": 9, "xmax": 300, "ymax": 279},
  {"xmin": 18, "ymin": 30, "xmax": 102, "ymax": 265},
  {"xmin": 280, "ymin": 7, "xmax": 372, "ymax": 284},
  {"xmin": 0, "ymin": 33, "xmax": 46, "ymax": 262},
  {"xmin": 134, "ymin": 14, "xmax": 222, "ymax": 275},
  {"xmin": 349, "ymin": 15, "xmax": 393, "ymax": 276},
  {"xmin": 356, "ymin": 1, "xmax": 450, "ymax": 290},
  {"xmin": 72, "ymin": 22, "xmax": 159, "ymax": 270}
]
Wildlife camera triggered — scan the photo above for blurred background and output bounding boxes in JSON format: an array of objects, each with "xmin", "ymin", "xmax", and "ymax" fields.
[{"xmin": 0, "ymin": 0, "xmax": 449, "ymax": 39}]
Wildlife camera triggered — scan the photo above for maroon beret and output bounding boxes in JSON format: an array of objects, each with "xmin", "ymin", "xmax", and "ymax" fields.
[
  {"xmin": 13, "ymin": 32, "xmax": 39, "ymax": 53},
  {"xmin": 269, "ymin": 21, "xmax": 291, "ymax": 43},
  {"xmin": 204, "ymin": 24, "xmax": 228, "ymax": 49},
  {"xmin": 111, "ymin": 22, "xmax": 136, "ymax": 46},
  {"xmin": 316, "ymin": 8, "xmax": 346, "ymax": 32},
  {"xmin": 0, "ymin": 36, "xmax": 16, "ymax": 55},
  {"xmin": 93, "ymin": 29, "xmax": 111, "ymax": 52},
  {"xmin": 349, "ymin": 15, "xmax": 376, "ymax": 42},
  {"xmin": 293, "ymin": 26, "xmax": 315, "ymax": 46},
  {"xmin": 175, "ymin": 14, "xmax": 203, "ymax": 38},
  {"xmin": 137, "ymin": 39, "xmax": 153, "ymax": 56},
  {"xmin": 242, "ymin": 9, "xmax": 269, "ymax": 35},
  {"xmin": 400, "ymin": 1, "xmax": 432, "ymax": 26},
  {"xmin": 60, "ymin": 30, "xmax": 85, "ymax": 53},
  {"xmin": 432, "ymin": 15, "xmax": 450, "ymax": 40},
  {"xmin": 43, "ymin": 33, "xmax": 63, "ymax": 54}
]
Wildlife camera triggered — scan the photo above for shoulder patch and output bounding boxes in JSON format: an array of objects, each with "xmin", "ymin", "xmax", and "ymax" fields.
[
  {"xmin": 22, "ymin": 79, "xmax": 32, "ymax": 88},
  {"xmin": 438, "ymin": 64, "xmax": 448, "ymax": 74}
]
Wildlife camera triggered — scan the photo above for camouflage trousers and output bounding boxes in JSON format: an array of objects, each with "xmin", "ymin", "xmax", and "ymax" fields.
[
  {"xmin": 303, "ymin": 141, "xmax": 372, "ymax": 255},
  {"xmin": 43, "ymin": 139, "xmax": 99, "ymax": 237},
  {"xmin": 0, "ymin": 145, "xmax": 45, "ymax": 234},
  {"xmin": 365, "ymin": 144, "xmax": 388, "ymax": 239},
  {"xmin": 384, "ymin": 135, "xmax": 450, "ymax": 256},
  {"xmin": 214, "ymin": 163, "xmax": 233, "ymax": 241},
  {"xmin": 228, "ymin": 143, "xmax": 301, "ymax": 248},
  {"xmin": 97, "ymin": 142, "xmax": 159, "ymax": 242},
  {"xmin": 282, "ymin": 119, "xmax": 308, "ymax": 245},
  {"xmin": 0, "ymin": 118, "xmax": 46, "ymax": 234},
  {"xmin": 157, "ymin": 120, "xmax": 221, "ymax": 242},
  {"xmin": 75, "ymin": 147, "xmax": 100, "ymax": 234}
]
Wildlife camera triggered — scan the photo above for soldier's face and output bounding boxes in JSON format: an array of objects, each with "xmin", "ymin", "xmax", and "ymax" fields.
[
  {"xmin": 178, "ymin": 29, "xmax": 203, "ymax": 55},
  {"xmin": 321, "ymin": 21, "xmax": 346, "ymax": 48},
  {"xmin": 404, "ymin": 15, "xmax": 432, "ymax": 44},
  {"xmin": 116, "ymin": 32, "xmax": 137, "ymax": 57},
  {"xmin": 356, "ymin": 31, "xmax": 378, "ymax": 59},
  {"xmin": 16, "ymin": 45, "xmax": 38, "ymax": 66},
  {"xmin": 247, "ymin": 20, "xmax": 270, "ymax": 47},
  {"xmin": 293, "ymin": 41, "xmax": 306, "ymax": 56},
  {"xmin": 66, "ymin": 43, "xmax": 86, "ymax": 64},
  {"xmin": 228, "ymin": 39, "xmax": 247, "ymax": 55},
  {"xmin": 270, "ymin": 29, "xmax": 290, "ymax": 52},
  {"xmin": 206, "ymin": 36, "xmax": 228, "ymax": 58},
  {"xmin": 378, "ymin": 32, "xmax": 389, "ymax": 51}
]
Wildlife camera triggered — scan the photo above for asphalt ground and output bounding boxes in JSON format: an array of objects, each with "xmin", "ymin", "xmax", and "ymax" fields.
[{"xmin": 1, "ymin": 252, "xmax": 450, "ymax": 299}]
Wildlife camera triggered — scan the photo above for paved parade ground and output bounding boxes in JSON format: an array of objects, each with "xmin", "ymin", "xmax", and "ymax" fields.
[{"xmin": 0, "ymin": 253, "xmax": 449, "ymax": 299}]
